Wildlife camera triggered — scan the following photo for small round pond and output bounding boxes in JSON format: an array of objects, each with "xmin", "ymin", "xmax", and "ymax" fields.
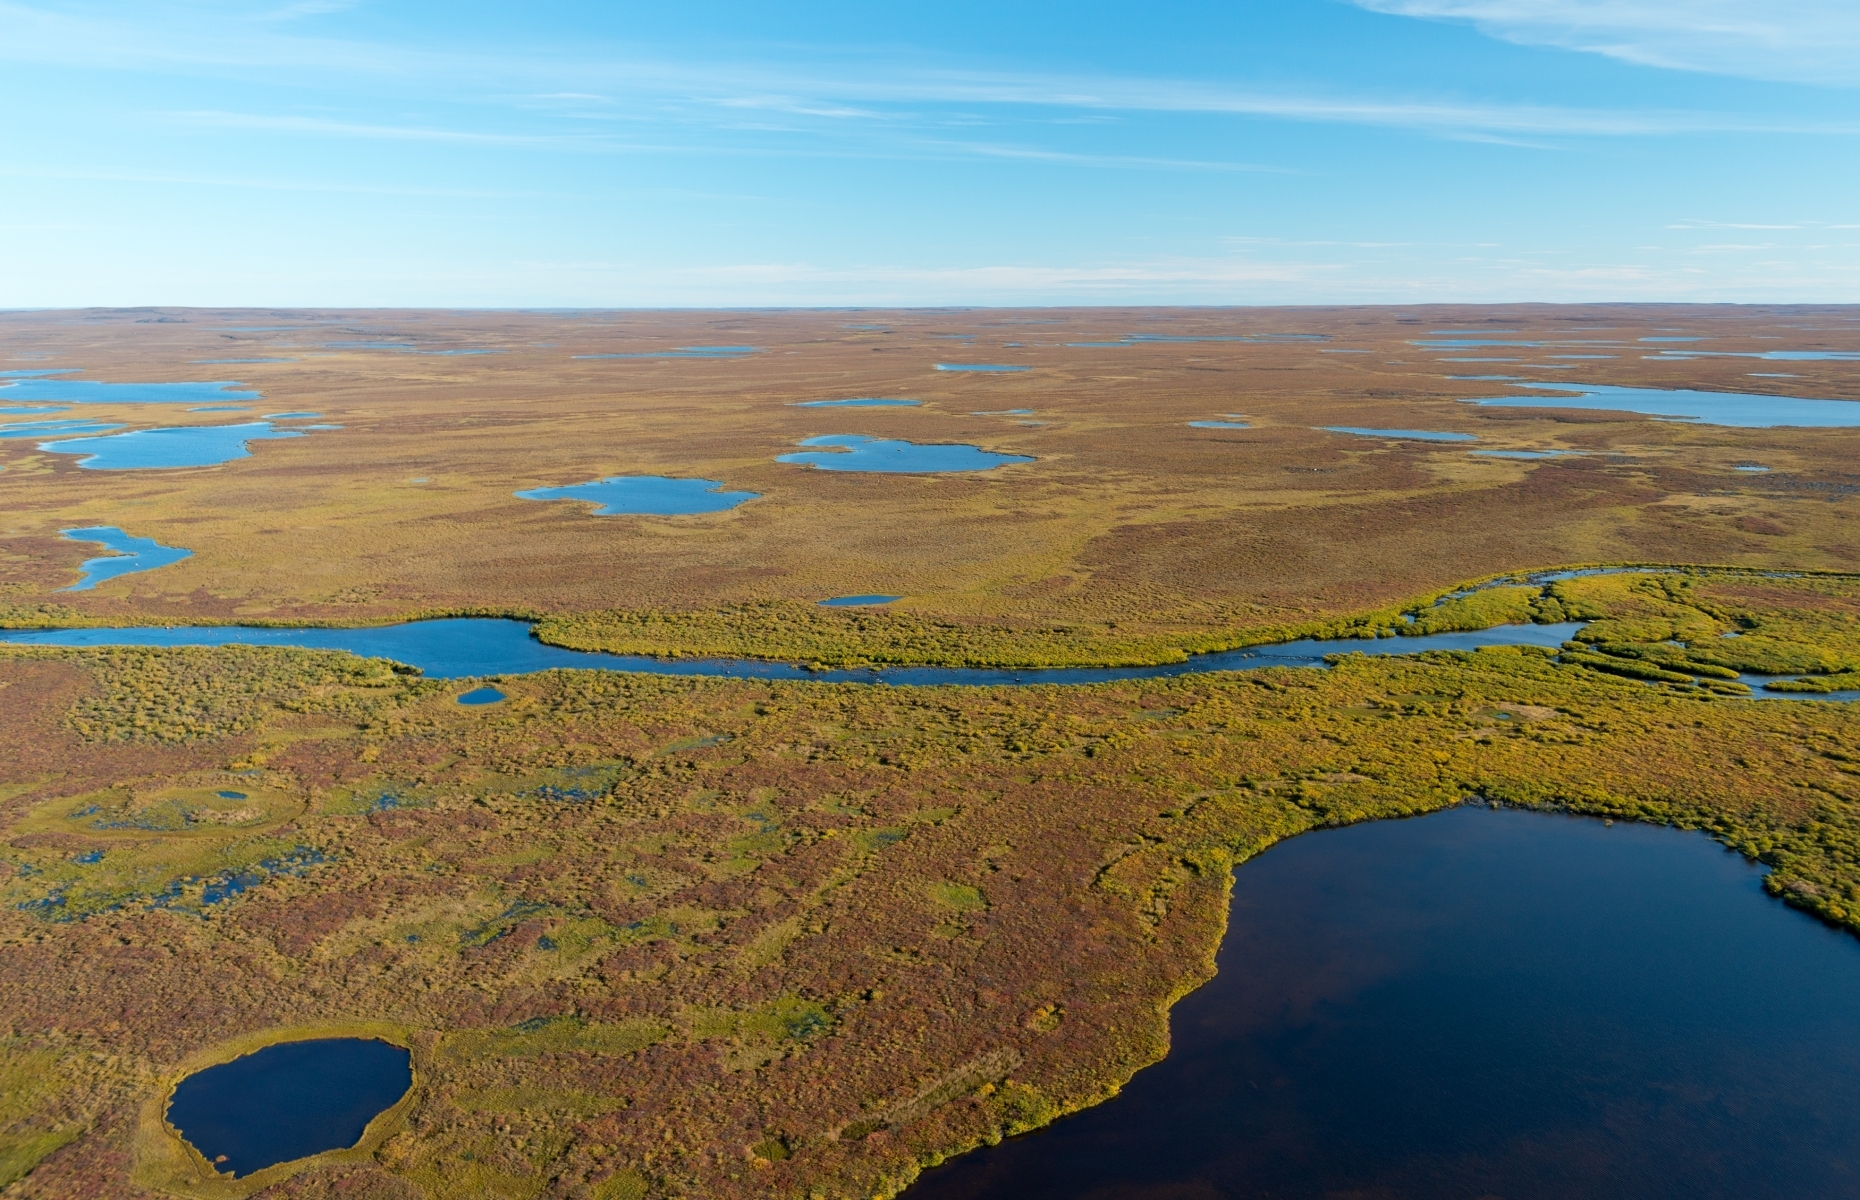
[
  {"xmin": 907, "ymin": 806, "xmax": 1860, "ymax": 1199},
  {"xmin": 166, "ymin": 1037, "xmax": 411, "ymax": 1178},
  {"xmin": 456, "ymin": 686, "xmax": 506, "ymax": 705}
]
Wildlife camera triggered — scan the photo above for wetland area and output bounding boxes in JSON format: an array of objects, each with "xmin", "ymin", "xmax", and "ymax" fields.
[{"xmin": 3, "ymin": 305, "xmax": 1860, "ymax": 1200}]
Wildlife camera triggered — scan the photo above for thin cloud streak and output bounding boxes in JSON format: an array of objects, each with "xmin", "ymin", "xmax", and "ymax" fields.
[
  {"xmin": 3, "ymin": 4, "xmax": 1855, "ymax": 141},
  {"xmin": 1351, "ymin": 0, "xmax": 1860, "ymax": 87}
]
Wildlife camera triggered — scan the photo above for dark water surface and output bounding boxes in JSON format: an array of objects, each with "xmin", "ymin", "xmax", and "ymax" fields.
[
  {"xmin": 166, "ymin": 1037, "xmax": 411, "ymax": 1177},
  {"xmin": 907, "ymin": 807, "xmax": 1860, "ymax": 1200}
]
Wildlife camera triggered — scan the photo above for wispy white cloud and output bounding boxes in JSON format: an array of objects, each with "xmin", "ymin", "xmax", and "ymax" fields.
[
  {"xmin": 1351, "ymin": 0, "xmax": 1860, "ymax": 87},
  {"xmin": 4, "ymin": 2, "xmax": 1855, "ymax": 143},
  {"xmin": 0, "ymin": 162, "xmax": 559, "ymax": 198}
]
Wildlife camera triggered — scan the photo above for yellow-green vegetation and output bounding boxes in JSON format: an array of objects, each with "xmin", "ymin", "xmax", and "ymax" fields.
[
  {"xmin": 129, "ymin": 1021, "xmax": 424, "ymax": 1200},
  {"xmin": 5, "ymin": 307, "xmax": 1859, "ymax": 658},
  {"xmin": 3, "ymin": 567, "xmax": 1860, "ymax": 1198}
]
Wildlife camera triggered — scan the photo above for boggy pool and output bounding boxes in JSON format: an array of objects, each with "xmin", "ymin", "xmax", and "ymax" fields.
[
  {"xmin": 906, "ymin": 806, "xmax": 1860, "ymax": 1200},
  {"xmin": 166, "ymin": 1037, "xmax": 411, "ymax": 1177}
]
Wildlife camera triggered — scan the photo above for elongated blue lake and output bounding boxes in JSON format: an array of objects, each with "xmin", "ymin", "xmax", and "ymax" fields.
[
  {"xmin": 1467, "ymin": 383, "xmax": 1860, "ymax": 428},
  {"xmin": 515, "ymin": 475, "xmax": 760, "ymax": 515},
  {"xmin": 0, "ymin": 420, "xmax": 123, "ymax": 439},
  {"xmin": 0, "ymin": 619, "xmax": 1586, "ymax": 685},
  {"xmin": 1324, "ymin": 426, "xmax": 1477, "ymax": 442},
  {"xmin": 58, "ymin": 527, "xmax": 191, "ymax": 591},
  {"xmin": 819, "ymin": 595, "xmax": 901, "ymax": 607},
  {"xmin": 0, "ymin": 378, "xmax": 259, "ymax": 404},
  {"xmin": 905, "ymin": 806, "xmax": 1860, "ymax": 1200},
  {"xmin": 1188, "ymin": 420, "xmax": 1249, "ymax": 429},
  {"xmin": 934, "ymin": 364, "xmax": 1029, "ymax": 373},
  {"xmin": 166, "ymin": 1038, "xmax": 411, "ymax": 1178},
  {"xmin": 39, "ymin": 421, "xmax": 314, "ymax": 469},
  {"xmin": 778, "ymin": 435, "xmax": 1034, "ymax": 473}
]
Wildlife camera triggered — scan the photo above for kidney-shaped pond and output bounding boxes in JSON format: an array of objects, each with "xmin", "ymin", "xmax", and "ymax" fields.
[
  {"xmin": 906, "ymin": 806, "xmax": 1860, "ymax": 1200},
  {"xmin": 778, "ymin": 435, "xmax": 1034, "ymax": 473},
  {"xmin": 516, "ymin": 475, "xmax": 759, "ymax": 515},
  {"xmin": 166, "ymin": 1037, "xmax": 411, "ymax": 1178}
]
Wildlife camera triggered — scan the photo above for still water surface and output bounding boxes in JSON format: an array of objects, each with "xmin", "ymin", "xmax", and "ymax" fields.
[
  {"xmin": 0, "ymin": 620, "xmax": 1584, "ymax": 684},
  {"xmin": 166, "ymin": 1038, "xmax": 411, "ymax": 1178},
  {"xmin": 516, "ymin": 475, "xmax": 760, "ymax": 515},
  {"xmin": 39, "ymin": 421, "xmax": 313, "ymax": 469},
  {"xmin": 779, "ymin": 435, "xmax": 1034, "ymax": 473},
  {"xmin": 0, "ymin": 378, "xmax": 259, "ymax": 404},
  {"xmin": 906, "ymin": 806, "xmax": 1860, "ymax": 1200},
  {"xmin": 1467, "ymin": 383, "xmax": 1860, "ymax": 428},
  {"xmin": 58, "ymin": 527, "xmax": 191, "ymax": 591}
]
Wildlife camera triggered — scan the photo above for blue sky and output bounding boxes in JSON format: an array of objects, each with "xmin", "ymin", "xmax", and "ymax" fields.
[{"xmin": 2, "ymin": 0, "xmax": 1857, "ymax": 306}]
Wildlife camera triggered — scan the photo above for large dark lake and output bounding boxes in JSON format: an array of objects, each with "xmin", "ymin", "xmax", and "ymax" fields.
[
  {"xmin": 166, "ymin": 1037, "xmax": 411, "ymax": 1177},
  {"xmin": 907, "ymin": 806, "xmax": 1860, "ymax": 1200}
]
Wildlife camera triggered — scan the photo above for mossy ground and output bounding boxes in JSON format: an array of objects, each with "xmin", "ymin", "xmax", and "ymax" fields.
[{"xmin": 3, "ymin": 569, "xmax": 1859, "ymax": 1198}]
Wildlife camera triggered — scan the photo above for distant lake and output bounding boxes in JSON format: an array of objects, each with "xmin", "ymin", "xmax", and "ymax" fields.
[
  {"xmin": 320, "ymin": 342, "xmax": 500, "ymax": 355},
  {"xmin": 0, "ymin": 378, "xmax": 259, "ymax": 404},
  {"xmin": 1323, "ymin": 426, "xmax": 1477, "ymax": 442},
  {"xmin": 0, "ymin": 419, "xmax": 125, "ymax": 439},
  {"xmin": 58, "ymin": 527, "xmax": 191, "ymax": 591},
  {"xmin": 515, "ymin": 475, "xmax": 760, "ymax": 515},
  {"xmin": 166, "ymin": 1038, "xmax": 411, "ymax": 1178},
  {"xmin": 1647, "ymin": 350, "xmax": 1860, "ymax": 362},
  {"xmin": 1413, "ymin": 339, "xmax": 1546, "ymax": 348},
  {"xmin": 1466, "ymin": 383, "xmax": 1860, "ymax": 428},
  {"xmin": 38, "ymin": 421, "xmax": 314, "ymax": 469},
  {"xmin": 778, "ymin": 435, "xmax": 1035, "ymax": 473},
  {"xmin": 934, "ymin": 364, "xmax": 1029, "ymax": 373},
  {"xmin": 574, "ymin": 346, "xmax": 758, "ymax": 359},
  {"xmin": 793, "ymin": 398, "xmax": 921, "ymax": 408},
  {"xmin": 819, "ymin": 595, "xmax": 901, "ymax": 607},
  {"xmin": 905, "ymin": 806, "xmax": 1860, "ymax": 1200},
  {"xmin": 1188, "ymin": 420, "xmax": 1249, "ymax": 429}
]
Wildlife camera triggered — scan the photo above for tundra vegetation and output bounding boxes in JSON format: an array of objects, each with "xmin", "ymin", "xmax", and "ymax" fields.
[
  {"xmin": 3, "ymin": 305, "xmax": 1858, "ymax": 1197},
  {"xmin": 4, "ymin": 570, "xmax": 1860, "ymax": 1199}
]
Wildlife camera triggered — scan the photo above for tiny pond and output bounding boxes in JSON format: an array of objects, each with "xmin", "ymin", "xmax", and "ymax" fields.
[
  {"xmin": 166, "ymin": 1037, "xmax": 411, "ymax": 1178},
  {"xmin": 905, "ymin": 805, "xmax": 1860, "ymax": 1200}
]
